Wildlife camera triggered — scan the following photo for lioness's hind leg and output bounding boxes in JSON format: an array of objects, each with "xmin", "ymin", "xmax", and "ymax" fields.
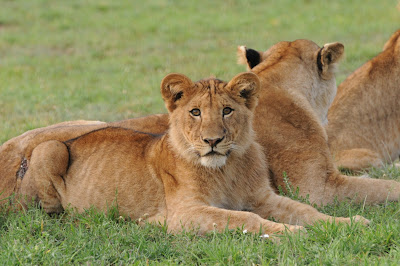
[
  {"xmin": 20, "ymin": 140, "xmax": 69, "ymax": 214},
  {"xmin": 334, "ymin": 148, "xmax": 383, "ymax": 172}
]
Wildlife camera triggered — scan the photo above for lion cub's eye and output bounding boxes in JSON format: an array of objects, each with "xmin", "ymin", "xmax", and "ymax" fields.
[
  {"xmin": 190, "ymin": 108, "xmax": 201, "ymax": 116},
  {"xmin": 222, "ymin": 107, "xmax": 233, "ymax": 116}
]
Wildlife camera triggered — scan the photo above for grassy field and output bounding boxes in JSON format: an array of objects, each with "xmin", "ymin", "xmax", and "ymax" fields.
[{"xmin": 1, "ymin": 0, "xmax": 400, "ymax": 264}]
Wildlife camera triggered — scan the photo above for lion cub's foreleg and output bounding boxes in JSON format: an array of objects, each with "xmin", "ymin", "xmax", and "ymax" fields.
[
  {"xmin": 20, "ymin": 140, "xmax": 68, "ymax": 213},
  {"xmin": 166, "ymin": 204, "xmax": 303, "ymax": 235},
  {"xmin": 254, "ymin": 193, "xmax": 370, "ymax": 226}
]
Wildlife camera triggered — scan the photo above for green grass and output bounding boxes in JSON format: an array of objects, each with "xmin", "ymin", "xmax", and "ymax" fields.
[
  {"xmin": 1, "ymin": 179, "xmax": 400, "ymax": 264},
  {"xmin": 1, "ymin": 0, "xmax": 400, "ymax": 264}
]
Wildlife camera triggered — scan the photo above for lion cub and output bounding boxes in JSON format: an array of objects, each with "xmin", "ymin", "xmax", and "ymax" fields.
[
  {"xmin": 19, "ymin": 72, "xmax": 367, "ymax": 235},
  {"xmin": 327, "ymin": 29, "xmax": 400, "ymax": 171}
]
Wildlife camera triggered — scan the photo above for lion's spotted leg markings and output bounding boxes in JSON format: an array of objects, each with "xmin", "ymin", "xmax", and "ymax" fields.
[
  {"xmin": 17, "ymin": 158, "xmax": 29, "ymax": 179},
  {"xmin": 20, "ymin": 140, "xmax": 68, "ymax": 214}
]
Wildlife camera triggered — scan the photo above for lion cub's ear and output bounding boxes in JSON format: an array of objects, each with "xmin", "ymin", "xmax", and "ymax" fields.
[
  {"xmin": 237, "ymin": 46, "xmax": 263, "ymax": 70},
  {"xmin": 227, "ymin": 72, "xmax": 260, "ymax": 110},
  {"xmin": 161, "ymin": 73, "xmax": 195, "ymax": 112},
  {"xmin": 317, "ymin": 42, "xmax": 344, "ymax": 79}
]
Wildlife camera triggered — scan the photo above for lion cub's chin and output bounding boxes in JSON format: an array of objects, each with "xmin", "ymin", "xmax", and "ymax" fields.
[{"xmin": 200, "ymin": 155, "xmax": 227, "ymax": 169}]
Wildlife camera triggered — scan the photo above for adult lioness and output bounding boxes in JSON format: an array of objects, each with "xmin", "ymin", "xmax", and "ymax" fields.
[
  {"xmin": 18, "ymin": 73, "xmax": 367, "ymax": 235},
  {"xmin": 326, "ymin": 29, "xmax": 400, "ymax": 171},
  {"xmin": 237, "ymin": 39, "xmax": 400, "ymax": 205}
]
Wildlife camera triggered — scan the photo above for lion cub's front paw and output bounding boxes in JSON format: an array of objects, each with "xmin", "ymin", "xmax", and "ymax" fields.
[
  {"xmin": 286, "ymin": 224, "xmax": 305, "ymax": 234},
  {"xmin": 352, "ymin": 215, "xmax": 370, "ymax": 226},
  {"xmin": 263, "ymin": 225, "xmax": 306, "ymax": 244}
]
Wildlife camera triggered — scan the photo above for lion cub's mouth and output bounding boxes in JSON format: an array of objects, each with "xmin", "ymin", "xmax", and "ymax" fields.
[
  {"xmin": 204, "ymin": 150, "xmax": 224, "ymax": 156},
  {"xmin": 199, "ymin": 149, "xmax": 230, "ymax": 168},
  {"xmin": 203, "ymin": 149, "xmax": 231, "ymax": 157}
]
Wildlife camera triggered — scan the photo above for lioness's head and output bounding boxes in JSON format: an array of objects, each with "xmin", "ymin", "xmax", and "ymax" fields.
[
  {"xmin": 237, "ymin": 39, "xmax": 344, "ymax": 125},
  {"xmin": 161, "ymin": 72, "xmax": 260, "ymax": 168}
]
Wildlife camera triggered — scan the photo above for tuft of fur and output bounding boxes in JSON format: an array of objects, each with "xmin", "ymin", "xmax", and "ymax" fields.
[{"xmin": 237, "ymin": 46, "xmax": 249, "ymax": 67}]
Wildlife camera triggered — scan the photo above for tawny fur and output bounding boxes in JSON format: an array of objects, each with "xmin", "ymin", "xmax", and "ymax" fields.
[
  {"xmin": 326, "ymin": 29, "xmax": 400, "ymax": 171},
  {"xmin": 16, "ymin": 73, "xmax": 368, "ymax": 235},
  {"xmin": 0, "ymin": 120, "xmax": 105, "ymax": 202},
  {"xmin": 0, "ymin": 117, "xmax": 167, "ymax": 201},
  {"xmin": 1, "ymin": 39, "xmax": 399, "ymax": 207}
]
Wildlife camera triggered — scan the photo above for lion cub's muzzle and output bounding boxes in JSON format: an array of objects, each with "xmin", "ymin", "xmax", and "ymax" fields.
[
  {"xmin": 199, "ymin": 135, "xmax": 231, "ymax": 168},
  {"xmin": 203, "ymin": 136, "xmax": 224, "ymax": 148},
  {"xmin": 202, "ymin": 136, "xmax": 228, "ymax": 156}
]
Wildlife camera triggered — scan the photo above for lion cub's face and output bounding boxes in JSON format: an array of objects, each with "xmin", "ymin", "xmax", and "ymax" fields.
[{"xmin": 161, "ymin": 72, "xmax": 260, "ymax": 168}]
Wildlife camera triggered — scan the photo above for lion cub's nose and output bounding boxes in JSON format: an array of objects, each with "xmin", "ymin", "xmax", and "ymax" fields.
[{"xmin": 203, "ymin": 137, "xmax": 224, "ymax": 148}]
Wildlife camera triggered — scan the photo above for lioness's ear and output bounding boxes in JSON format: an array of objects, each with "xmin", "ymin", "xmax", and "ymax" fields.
[
  {"xmin": 227, "ymin": 72, "xmax": 260, "ymax": 110},
  {"xmin": 237, "ymin": 46, "xmax": 263, "ymax": 70},
  {"xmin": 317, "ymin": 42, "xmax": 344, "ymax": 79},
  {"xmin": 161, "ymin": 73, "xmax": 194, "ymax": 112},
  {"xmin": 382, "ymin": 29, "xmax": 400, "ymax": 51}
]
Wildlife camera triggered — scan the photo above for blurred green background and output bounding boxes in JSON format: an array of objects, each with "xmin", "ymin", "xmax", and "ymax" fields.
[{"xmin": 1, "ymin": 0, "xmax": 399, "ymax": 143}]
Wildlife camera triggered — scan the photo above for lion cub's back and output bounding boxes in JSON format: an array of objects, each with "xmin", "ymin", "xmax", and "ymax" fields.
[{"xmin": 62, "ymin": 127, "xmax": 165, "ymax": 219}]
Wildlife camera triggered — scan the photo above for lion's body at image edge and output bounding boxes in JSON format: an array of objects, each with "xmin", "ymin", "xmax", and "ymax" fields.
[{"xmin": 327, "ymin": 29, "xmax": 400, "ymax": 171}]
